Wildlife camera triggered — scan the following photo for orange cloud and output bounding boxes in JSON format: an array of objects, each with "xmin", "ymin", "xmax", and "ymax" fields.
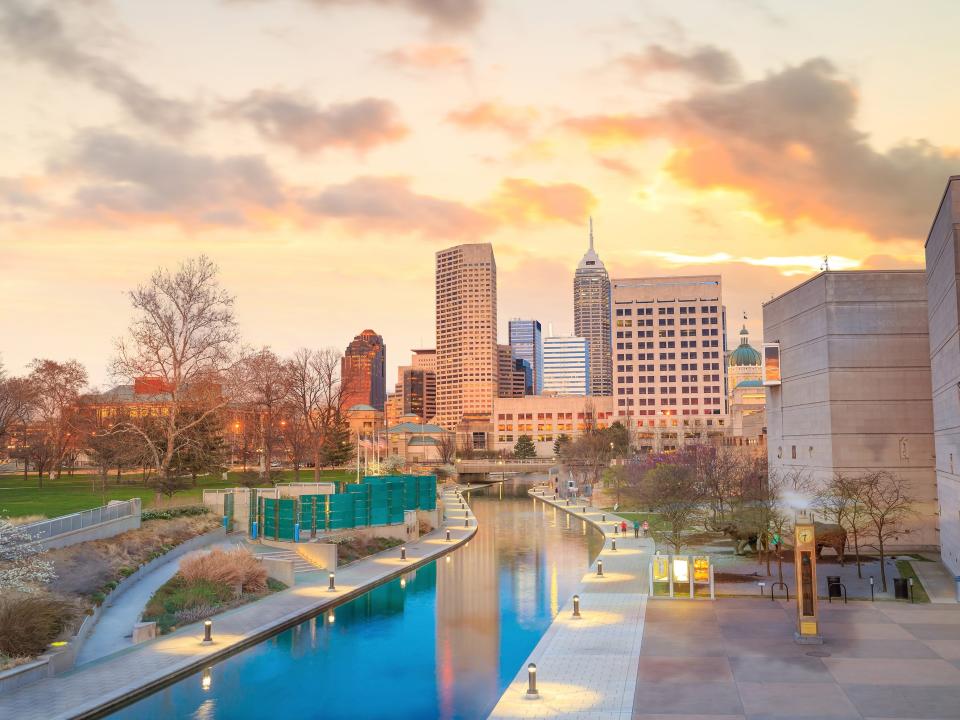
[
  {"xmin": 382, "ymin": 43, "xmax": 470, "ymax": 70},
  {"xmin": 485, "ymin": 178, "xmax": 596, "ymax": 226},
  {"xmin": 446, "ymin": 101, "xmax": 539, "ymax": 138},
  {"xmin": 565, "ymin": 58, "xmax": 959, "ymax": 240}
]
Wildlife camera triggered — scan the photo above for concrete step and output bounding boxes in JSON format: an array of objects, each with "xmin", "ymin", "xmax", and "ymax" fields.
[{"xmin": 258, "ymin": 550, "xmax": 317, "ymax": 574}]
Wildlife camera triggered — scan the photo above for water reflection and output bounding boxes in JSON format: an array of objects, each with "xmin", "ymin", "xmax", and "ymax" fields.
[{"xmin": 109, "ymin": 482, "xmax": 601, "ymax": 720}]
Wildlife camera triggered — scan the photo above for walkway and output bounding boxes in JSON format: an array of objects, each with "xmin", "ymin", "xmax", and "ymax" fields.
[
  {"xmin": 76, "ymin": 538, "xmax": 238, "ymax": 666},
  {"xmin": 912, "ymin": 554, "xmax": 958, "ymax": 604},
  {"xmin": 489, "ymin": 489, "xmax": 654, "ymax": 719},
  {"xmin": 0, "ymin": 486, "xmax": 475, "ymax": 720}
]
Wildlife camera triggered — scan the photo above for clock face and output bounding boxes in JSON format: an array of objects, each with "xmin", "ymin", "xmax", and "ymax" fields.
[{"xmin": 798, "ymin": 531, "xmax": 809, "ymax": 543}]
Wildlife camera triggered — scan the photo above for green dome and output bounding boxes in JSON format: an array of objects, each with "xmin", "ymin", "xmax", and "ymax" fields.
[{"xmin": 729, "ymin": 325, "xmax": 761, "ymax": 367}]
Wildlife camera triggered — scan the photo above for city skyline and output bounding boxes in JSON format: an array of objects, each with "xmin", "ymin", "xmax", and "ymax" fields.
[{"xmin": 4, "ymin": 1, "xmax": 958, "ymax": 388}]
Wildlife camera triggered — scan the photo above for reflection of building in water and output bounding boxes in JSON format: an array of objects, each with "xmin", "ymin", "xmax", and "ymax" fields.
[{"xmin": 436, "ymin": 497, "xmax": 499, "ymax": 718}]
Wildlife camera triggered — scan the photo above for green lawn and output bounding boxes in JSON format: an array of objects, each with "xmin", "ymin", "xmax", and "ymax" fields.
[
  {"xmin": 600, "ymin": 508, "xmax": 670, "ymax": 530},
  {"xmin": 0, "ymin": 469, "xmax": 353, "ymax": 519}
]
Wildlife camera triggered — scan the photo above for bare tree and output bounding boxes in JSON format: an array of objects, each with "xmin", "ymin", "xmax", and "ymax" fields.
[
  {"xmin": 818, "ymin": 473, "xmax": 870, "ymax": 576},
  {"xmin": 236, "ymin": 348, "xmax": 291, "ymax": 480},
  {"xmin": 25, "ymin": 359, "xmax": 88, "ymax": 483},
  {"xmin": 111, "ymin": 256, "xmax": 239, "ymax": 488},
  {"xmin": 695, "ymin": 445, "xmax": 741, "ymax": 529},
  {"xmin": 280, "ymin": 406, "xmax": 311, "ymax": 481},
  {"xmin": 285, "ymin": 348, "xmax": 353, "ymax": 482},
  {"xmin": 436, "ymin": 432, "xmax": 457, "ymax": 465},
  {"xmin": 860, "ymin": 471, "xmax": 915, "ymax": 592},
  {"xmin": 633, "ymin": 460, "xmax": 706, "ymax": 554},
  {"xmin": 0, "ymin": 364, "xmax": 34, "ymax": 448}
]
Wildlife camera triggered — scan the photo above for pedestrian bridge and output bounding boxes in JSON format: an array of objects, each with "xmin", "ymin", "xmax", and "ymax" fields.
[{"xmin": 454, "ymin": 458, "xmax": 557, "ymax": 478}]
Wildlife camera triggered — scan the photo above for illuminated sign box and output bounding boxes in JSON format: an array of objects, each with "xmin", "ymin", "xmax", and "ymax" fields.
[{"xmin": 763, "ymin": 343, "xmax": 781, "ymax": 386}]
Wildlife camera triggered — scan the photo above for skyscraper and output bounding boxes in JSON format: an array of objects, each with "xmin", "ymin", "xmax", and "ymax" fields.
[
  {"xmin": 542, "ymin": 335, "xmax": 589, "ymax": 396},
  {"xmin": 341, "ymin": 329, "xmax": 386, "ymax": 411},
  {"xmin": 435, "ymin": 243, "xmax": 498, "ymax": 430},
  {"xmin": 610, "ymin": 275, "xmax": 727, "ymax": 451},
  {"xmin": 508, "ymin": 318, "xmax": 543, "ymax": 394},
  {"xmin": 574, "ymin": 219, "xmax": 612, "ymax": 396}
]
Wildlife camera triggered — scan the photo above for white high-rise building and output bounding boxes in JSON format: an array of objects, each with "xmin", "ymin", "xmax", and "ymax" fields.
[
  {"xmin": 574, "ymin": 219, "xmax": 611, "ymax": 396},
  {"xmin": 542, "ymin": 335, "xmax": 589, "ymax": 396}
]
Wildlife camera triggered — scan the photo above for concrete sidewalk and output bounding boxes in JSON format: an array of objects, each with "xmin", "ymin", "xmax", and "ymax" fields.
[
  {"xmin": 912, "ymin": 554, "xmax": 959, "ymax": 604},
  {"xmin": 489, "ymin": 490, "xmax": 654, "ymax": 720},
  {"xmin": 0, "ymin": 486, "xmax": 475, "ymax": 720},
  {"xmin": 76, "ymin": 538, "xmax": 239, "ymax": 666}
]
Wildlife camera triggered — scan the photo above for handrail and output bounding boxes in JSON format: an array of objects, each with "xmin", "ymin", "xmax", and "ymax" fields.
[{"xmin": 16, "ymin": 498, "xmax": 141, "ymax": 542}]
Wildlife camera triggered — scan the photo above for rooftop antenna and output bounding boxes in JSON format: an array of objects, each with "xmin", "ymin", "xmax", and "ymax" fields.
[{"xmin": 589, "ymin": 216, "xmax": 594, "ymax": 251}]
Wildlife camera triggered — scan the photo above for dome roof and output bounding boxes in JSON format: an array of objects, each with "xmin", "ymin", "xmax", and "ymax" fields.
[{"xmin": 729, "ymin": 325, "xmax": 761, "ymax": 367}]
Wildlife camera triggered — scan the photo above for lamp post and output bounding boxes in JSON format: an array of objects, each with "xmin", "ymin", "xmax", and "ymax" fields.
[
  {"xmin": 202, "ymin": 620, "xmax": 213, "ymax": 644},
  {"xmin": 572, "ymin": 594, "xmax": 581, "ymax": 618},
  {"xmin": 526, "ymin": 663, "xmax": 538, "ymax": 697},
  {"xmin": 328, "ymin": 572, "xmax": 336, "ymax": 591},
  {"xmin": 597, "ymin": 560, "xmax": 604, "ymax": 577}
]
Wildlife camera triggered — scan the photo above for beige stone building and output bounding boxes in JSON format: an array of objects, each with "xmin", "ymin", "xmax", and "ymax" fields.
[
  {"xmin": 764, "ymin": 270, "xmax": 938, "ymax": 549},
  {"xmin": 610, "ymin": 275, "xmax": 728, "ymax": 452},
  {"xmin": 925, "ymin": 176, "xmax": 960, "ymax": 574},
  {"xmin": 492, "ymin": 395, "xmax": 615, "ymax": 457},
  {"xmin": 726, "ymin": 325, "xmax": 766, "ymax": 443},
  {"xmin": 435, "ymin": 244, "xmax": 498, "ymax": 432}
]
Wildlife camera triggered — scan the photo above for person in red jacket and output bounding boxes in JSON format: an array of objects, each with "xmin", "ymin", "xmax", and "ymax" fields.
[{"xmin": 620, "ymin": 520, "xmax": 627, "ymax": 535}]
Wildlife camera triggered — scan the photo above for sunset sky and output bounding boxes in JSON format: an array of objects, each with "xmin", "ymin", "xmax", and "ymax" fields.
[{"xmin": 2, "ymin": 0, "xmax": 957, "ymax": 388}]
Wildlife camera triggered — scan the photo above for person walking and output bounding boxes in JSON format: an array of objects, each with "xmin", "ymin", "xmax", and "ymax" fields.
[
  {"xmin": 633, "ymin": 520, "xmax": 640, "ymax": 538},
  {"xmin": 642, "ymin": 520, "xmax": 649, "ymax": 537},
  {"xmin": 620, "ymin": 520, "xmax": 627, "ymax": 535}
]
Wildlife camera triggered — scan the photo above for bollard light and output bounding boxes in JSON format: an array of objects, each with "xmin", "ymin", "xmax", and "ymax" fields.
[
  {"xmin": 201, "ymin": 667, "xmax": 212, "ymax": 691},
  {"xmin": 446, "ymin": 529, "xmax": 451, "ymax": 542},
  {"xmin": 526, "ymin": 663, "xmax": 538, "ymax": 697},
  {"xmin": 869, "ymin": 576, "xmax": 875, "ymax": 602},
  {"xmin": 572, "ymin": 594, "xmax": 581, "ymax": 618},
  {"xmin": 465, "ymin": 517, "xmax": 469, "ymax": 527},
  {"xmin": 612, "ymin": 538, "xmax": 617, "ymax": 552},
  {"xmin": 202, "ymin": 619, "xmax": 213, "ymax": 644},
  {"xmin": 597, "ymin": 560, "xmax": 604, "ymax": 577},
  {"xmin": 614, "ymin": 525, "xmax": 619, "ymax": 535},
  {"xmin": 602, "ymin": 514, "xmax": 606, "ymax": 522},
  {"xmin": 401, "ymin": 546, "xmax": 407, "ymax": 561},
  {"xmin": 328, "ymin": 572, "xmax": 336, "ymax": 591}
]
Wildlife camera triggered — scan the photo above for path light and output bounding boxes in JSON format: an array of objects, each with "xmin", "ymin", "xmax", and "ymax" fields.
[
  {"xmin": 202, "ymin": 620, "xmax": 213, "ymax": 644},
  {"xmin": 869, "ymin": 576, "xmax": 875, "ymax": 601},
  {"xmin": 328, "ymin": 572, "xmax": 336, "ymax": 591},
  {"xmin": 446, "ymin": 529, "xmax": 452, "ymax": 542},
  {"xmin": 602, "ymin": 514, "xmax": 606, "ymax": 522},
  {"xmin": 597, "ymin": 560, "xmax": 604, "ymax": 577},
  {"xmin": 572, "ymin": 595, "xmax": 581, "ymax": 618},
  {"xmin": 400, "ymin": 546, "xmax": 407, "ymax": 561},
  {"xmin": 201, "ymin": 668, "xmax": 212, "ymax": 691},
  {"xmin": 526, "ymin": 663, "xmax": 538, "ymax": 697},
  {"xmin": 465, "ymin": 517, "xmax": 469, "ymax": 527},
  {"xmin": 612, "ymin": 538, "xmax": 617, "ymax": 552}
]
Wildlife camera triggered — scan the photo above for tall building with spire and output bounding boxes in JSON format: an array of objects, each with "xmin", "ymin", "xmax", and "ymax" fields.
[{"xmin": 574, "ymin": 219, "xmax": 612, "ymax": 396}]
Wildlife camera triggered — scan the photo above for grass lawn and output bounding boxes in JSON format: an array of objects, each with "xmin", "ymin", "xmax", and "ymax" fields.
[
  {"xmin": 0, "ymin": 469, "xmax": 353, "ymax": 519},
  {"xmin": 600, "ymin": 508, "xmax": 670, "ymax": 530}
]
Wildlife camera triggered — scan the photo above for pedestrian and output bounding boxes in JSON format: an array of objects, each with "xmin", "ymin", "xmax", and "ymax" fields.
[
  {"xmin": 620, "ymin": 520, "xmax": 627, "ymax": 535},
  {"xmin": 642, "ymin": 520, "xmax": 649, "ymax": 537},
  {"xmin": 633, "ymin": 520, "xmax": 640, "ymax": 538}
]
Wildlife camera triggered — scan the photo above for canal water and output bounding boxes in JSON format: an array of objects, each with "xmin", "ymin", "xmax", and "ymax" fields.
[{"xmin": 107, "ymin": 481, "xmax": 602, "ymax": 719}]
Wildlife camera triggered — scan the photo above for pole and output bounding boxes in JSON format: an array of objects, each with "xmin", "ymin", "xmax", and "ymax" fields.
[{"xmin": 356, "ymin": 431, "xmax": 360, "ymax": 483}]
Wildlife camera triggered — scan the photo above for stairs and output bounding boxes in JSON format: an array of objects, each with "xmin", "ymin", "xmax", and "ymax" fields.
[{"xmin": 258, "ymin": 549, "xmax": 318, "ymax": 574}]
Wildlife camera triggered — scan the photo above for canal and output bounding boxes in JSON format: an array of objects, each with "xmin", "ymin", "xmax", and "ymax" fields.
[{"xmin": 107, "ymin": 482, "xmax": 602, "ymax": 719}]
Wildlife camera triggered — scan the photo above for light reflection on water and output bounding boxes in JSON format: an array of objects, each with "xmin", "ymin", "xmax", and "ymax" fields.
[{"xmin": 108, "ymin": 481, "xmax": 602, "ymax": 720}]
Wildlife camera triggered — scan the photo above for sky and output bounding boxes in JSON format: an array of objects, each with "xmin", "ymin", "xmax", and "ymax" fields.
[{"xmin": 1, "ymin": 0, "xmax": 958, "ymax": 389}]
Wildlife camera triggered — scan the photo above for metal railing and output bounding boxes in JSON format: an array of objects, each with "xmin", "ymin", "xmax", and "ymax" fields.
[
  {"xmin": 17, "ymin": 498, "xmax": 141, "ymax": 542},
  {"xmin": 456, "ymin": 458, "xmax": 555, "ymax": 466}
]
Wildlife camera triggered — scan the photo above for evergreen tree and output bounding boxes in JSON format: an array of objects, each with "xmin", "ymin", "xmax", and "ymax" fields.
[
  {"xmin": 514, "ymin": 434, "xmax": 536, "ymax": 459},
  {"xmin": 553, "ymin": 433, "xmax": 571, "ymax": 457},
  {"xmin": 321, "ymin": 414, "xmax": 353, "ymax": 467}
]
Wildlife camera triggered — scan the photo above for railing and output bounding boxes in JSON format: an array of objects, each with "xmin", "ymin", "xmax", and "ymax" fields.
[
  {"xmin": 17, "ymin": 498, "xmax": 141, "ymax": 542},
  {"xmin": 456, "ymin": 458, "xmax": 555, "ymax": 466}
]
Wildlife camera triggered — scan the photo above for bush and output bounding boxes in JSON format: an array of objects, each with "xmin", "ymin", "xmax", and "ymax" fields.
[
  {"xmin": 0, "ymin": 594, "xmax": 75, "ymax": 657},
  {"xmin": 141, "ymin": 506, "xmax": 210, "ymax": 522},
  {"xmin": 143, "ymin": 575, "xmax": 236, "ymax": 633},
  {"xmin": 179, "ymin": 548, "xmax": 267, "ymax": 593}
]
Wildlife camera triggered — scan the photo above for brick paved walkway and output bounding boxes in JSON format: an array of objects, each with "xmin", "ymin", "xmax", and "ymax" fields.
[
  {"xmin": 489, "ymin": 489, "xmax": 654, "ymax": 719},
  {"xmin": 0, "ymin": 486, "xmax": 474, "ymax": 720}
]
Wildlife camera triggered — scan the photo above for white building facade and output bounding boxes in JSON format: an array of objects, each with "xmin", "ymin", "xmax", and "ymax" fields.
[{"xmin": 542, "ymin": 336, "xmax": 589, "ymax": 396}]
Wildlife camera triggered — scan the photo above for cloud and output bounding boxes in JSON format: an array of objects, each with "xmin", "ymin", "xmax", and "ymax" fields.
[
  {"xmin": 303, "ymin": 176, "xmax": 495, "ymax": 239},
  {"xmin": 234, "ymin": 0, "xmax": 485, "ymax": 31},
  {"xmin": 485, "ymin": 178, "xmax": 596, "ymax": 226},
  {"xmin": 223, "ymin": 91, "xmax": 408, "ymax": 154},
  {"xmin": 0, "ymin": 1, "xmax": 197, "ymax": 136},
  {"xmin": 618, "ymin": 44, "xmax": 741, "ymax": 84},
  {"xmin": 446, "ymin": 101, "xmax": 539, "ymax": 138},
  {"xmin": 57, "ymin": 130, "xmax": 284, "ymax": 228},
  {"xmin": 382, "ymin": 43, "xmax": 470, "ymax": 70},
  {"xmin": 640, "ymin": 250, "xmax": 859, "ymax": 276},
  {"xmin": 597, "ymin": 157, "xmax": 636, "ymax": 177},
  {"xmin": 565, "ymin": 58, "xmax": 959, "ymax": 240}
]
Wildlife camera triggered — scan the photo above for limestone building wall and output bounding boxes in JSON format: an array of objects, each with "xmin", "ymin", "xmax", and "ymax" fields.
[
  {"xmin": 764, "ymin": 270, "xmax": 938, "ymax": 549},
  {"xmin": 925, "ymin": 176, "xmax": 960, "ymax": 573}
]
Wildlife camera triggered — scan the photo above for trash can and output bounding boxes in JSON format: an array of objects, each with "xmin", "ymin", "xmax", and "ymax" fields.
[
  {"xmin": 827, "ymin": 576, "xmax": 842, "ymax": 598},
  {"xmin": 893, "ymin": 577, "xmax": 909, "ymax": 599}
]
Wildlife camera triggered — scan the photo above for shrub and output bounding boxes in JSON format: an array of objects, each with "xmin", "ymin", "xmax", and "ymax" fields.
[
  {"xmin": 179, "ymin": 548, "xmax": 267, "ymax": 593},
  {"xmin": 0, "ymin": 594, "xmax": 75, "ymax": 657},
  {"xmin": 143, "ymin": 576, "xmax": 236, "ymax": 633},
  {"xmin": 141, "ymin": 506, "xmax": 210, "ymax": 522}
]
